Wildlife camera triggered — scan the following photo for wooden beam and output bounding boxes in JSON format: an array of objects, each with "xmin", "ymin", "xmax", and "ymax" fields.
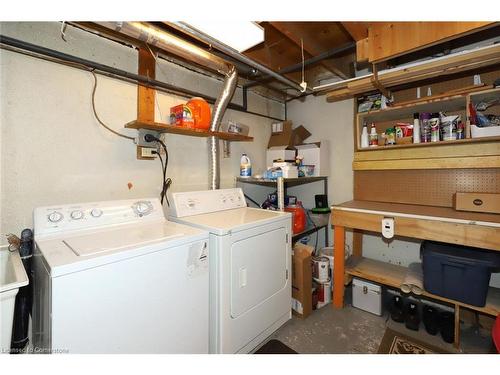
[
  {"xmin": 332, "ymin": 207, "xmax": 500, "ymax": 251},
  {"xmin": 352, "ymin": 230, "xmax": 363, "ymax": 258},
  {"xmin": 368, "ymin": 22, "xmax": 497, "ymax": 63},
  {"xmin": 333, "ymin": 225, "xmax": 346, "ymax": 308},
  {"xmin": 353, "ymin": 155, "xmax": 500, "ymax": 171},
  {"xmin": 137, "ymin": 46, "xmax": 156, "ymax": 123},
  {"xmin": 268, "ymin": 22, "xmax": 352, "ymax": 79},
  {"xmin": 325, "ymin": 44, "xmax": 500, "ymax": 102},
  {"xmin": 341, "ymin": 22, "xmax": 369, "ymax": 41},
  {"xmin": 356, "ymin": 38, "xmax": 369, "ymax": 63}
]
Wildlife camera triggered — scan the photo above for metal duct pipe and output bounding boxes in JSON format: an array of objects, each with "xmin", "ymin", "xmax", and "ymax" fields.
[
  {"xmin": 95, "ymin": 23, "xmax": 241, "ymax": 190},
  {"xmin": 166, "ymin": 21, "xmax": 311, "ymax": 93},
  {"xmin": 209, "ymin": 66, "xmax": 239, "ymax": 190},
  {"xmin": 95, "ymin": 22, "xmax": 234, "ymax": 77}
]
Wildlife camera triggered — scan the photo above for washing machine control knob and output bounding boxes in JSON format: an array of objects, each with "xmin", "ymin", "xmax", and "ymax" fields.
[
  {"xmin": 90, "ymin": 208, "xmax": 103, "ymax": 218},
  {"xmin": 48, "ymin": 211, "xmax": 63, "ymax": 223},
  {"xmin": 133, "ymin": 201, "xmax": 153, "ymax": 216},
  {"xmin": 70, "ymin": 210, "xmax": 84, "ymax": 220}
]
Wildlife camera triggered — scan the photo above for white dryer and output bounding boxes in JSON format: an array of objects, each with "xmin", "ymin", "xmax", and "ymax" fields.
[
  {"xmin": 32, "ymin": 198, "xmax": 209, "ymax": 353},
  {"xmin": 169, "ymin": 188, "xmax": 292, "ymax": 353}
]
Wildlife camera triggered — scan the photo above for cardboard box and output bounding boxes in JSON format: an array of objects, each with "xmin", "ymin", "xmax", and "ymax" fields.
[
  {"xmin": 454, "ymin": 192, "xmax": 500, "ymax": 214},
  {"xmin": 267, "ymin": 121, "xmax": 311, "ymax": 167},
  {"xmin": 292, "ymin": 243, "xmax": 313, "ymax": 319},
  {"xmin": 266, "ymin": 146, "xmax": 296, "ymax": 167},
  {"xmin": 169, "ymin": 104, "xmax": 194, "ymax": 127},
  {"xmin": 268, "ymin": 121, "xmax": 311, "ymax": 149},
  {"xmin": 295, "ymin": 141, "xmax": 329, "ymax": 177}
]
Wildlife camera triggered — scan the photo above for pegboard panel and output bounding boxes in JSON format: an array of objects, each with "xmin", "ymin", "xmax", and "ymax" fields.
[{"xmin": 354, "ymin": 168, "xmax": 500, "ymax": 207}]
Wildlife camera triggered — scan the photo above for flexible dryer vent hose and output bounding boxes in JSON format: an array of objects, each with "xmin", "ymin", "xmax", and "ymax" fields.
[{"xmin": 209, "ymin": 66, "xmax": 238, "ymax": 190}]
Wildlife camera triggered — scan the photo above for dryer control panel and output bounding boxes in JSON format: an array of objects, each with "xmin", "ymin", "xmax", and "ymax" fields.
[
  {"xmin": 34, "ymin": 198, "xmax": 164, "ymax": 237},
  {"xmin": 169, "ymin": 188, "xmax": 246, "ymax": 217}
]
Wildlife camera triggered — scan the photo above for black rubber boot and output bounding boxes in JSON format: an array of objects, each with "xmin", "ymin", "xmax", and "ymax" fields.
[
  {"xmin": 439, "ymin": 311, "xmax": 455, "ymax": 344},
  {"xmin": 422, "ymin": 305, "xmax": 439, "ymax": 336},
  {"xmin": 390, "ymin": 296, "xmax": 405, "ymax": 323},
  {"xmin": 405, "ymin": 302, "xmax": 420, "ymax": 331}
]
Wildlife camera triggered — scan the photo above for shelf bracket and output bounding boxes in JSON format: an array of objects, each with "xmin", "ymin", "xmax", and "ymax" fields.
[
  {"xmin": 136, "ymin": 46, "xmax": 157, "ymax": 159},
  {"xmin": 370, "ymin": 63, "xmax": 391, "ymax": 99}
]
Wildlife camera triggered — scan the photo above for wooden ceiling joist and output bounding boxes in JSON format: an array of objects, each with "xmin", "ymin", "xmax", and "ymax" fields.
[
  {"xmin": 267, "ymin": 22, "xmax": 354, "ymax": 80},
  {"xmin": 340, "ymin": 22, "xmax": 369, "ymax": 41}
]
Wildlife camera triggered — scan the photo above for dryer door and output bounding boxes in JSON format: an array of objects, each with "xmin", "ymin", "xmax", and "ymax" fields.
[{"xmin": 230, "ymin": 226, "xmax": 287, "ymax": 318}]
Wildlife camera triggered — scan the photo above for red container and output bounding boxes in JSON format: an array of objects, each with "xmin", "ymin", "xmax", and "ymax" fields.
[
  {"xmin": 169, "ymin": 104, "xmax": 194, "ymax": 128},
  {"xmin": 285, "ymin": 204, "xmax": 306, "ymax": 234}
]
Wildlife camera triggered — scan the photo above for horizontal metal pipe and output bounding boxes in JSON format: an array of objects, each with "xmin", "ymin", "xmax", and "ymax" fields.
[
  {"xmin": 166, "ymin": 21, "xmax": 311, "ymax": 94},
  {"xmin": 0, "ymin": 34, "xmax": 285, "ymax": 122},
  {"xmin": 96, "ymin": 22, "xmax": 233, "ymax": 77},
  {"xmin": 244, "ymin": 42, "xmax": 356, "ymax": 89}
]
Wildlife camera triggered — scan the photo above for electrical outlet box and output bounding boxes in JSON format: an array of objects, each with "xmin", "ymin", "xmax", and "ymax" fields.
[
  {"xmin": 136, "ymin": 146, "xmax": 156, "ymax": 160},
  {"xmin": 381, "ymin": 217, "xmax": 394, "ymax": 239},
  {"xmin": 141, "ymin": 147, "xmax": 157, "ymax": 158},
  {"xmin": 137, "ymin": 129, "xmax": 161, "ymax": 147}
]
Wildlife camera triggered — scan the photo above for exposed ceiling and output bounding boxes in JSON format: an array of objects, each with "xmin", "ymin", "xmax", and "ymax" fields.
[
  {"xmin": 77, "ymin": 21, "xmax": 500, "ymax": 103},
  {"xmin": 242, "ymin": 22, "xmax": 357, "ymax": 91}
]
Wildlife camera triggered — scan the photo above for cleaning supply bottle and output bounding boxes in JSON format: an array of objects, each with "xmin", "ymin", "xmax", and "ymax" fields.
[
  {"xmin": 240, "ymin": 153, "xmax": 252, "ymax": 178},
  {"xmin": 369, "ymin": 123, "xmax": 378, "ymax": 147},
  {"xmin": 413, "ymin": 112, "xmax": 421, "ymax": 144},
  {"xmin": 361, "ymin": 122, "xmax": 369, "ymax": 148}
]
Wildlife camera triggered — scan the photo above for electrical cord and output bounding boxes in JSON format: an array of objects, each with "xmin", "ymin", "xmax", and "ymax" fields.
[
  {"xmin": 145, "ymin": 134, "xmax": 172, "ymax": 205},
  {"xmin": 90, "ymin": 70, "xmax": 135, "ymax": 141},
  {"xmin": 305, "ymin": 209, "xmax": 319, "ymax": 254},
  {"xmin": 244, "ymin": 193, "xmax": 261, "ymax": 208}
]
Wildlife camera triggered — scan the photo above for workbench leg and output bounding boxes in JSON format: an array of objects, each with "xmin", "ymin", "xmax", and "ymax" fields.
[
  {"xmin": 454, "ymin": 305, "xmax": 461, "ymax": 350},
  {"xmin": 352, "ymin": 229, "xmax": 363, "ymax": 258},
  {"xmin": 333, "ymin": 225, "xmax": 345, "ymax": 309}
]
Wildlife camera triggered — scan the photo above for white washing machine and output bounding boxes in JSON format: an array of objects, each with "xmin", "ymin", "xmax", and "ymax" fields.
[
  {"xmin": 169, "ymin": 188, "xmax": 292, "ymax": 353},
  {"xmin": 32, "ymin": 198, "xmax": 210, "ymax": 353}
]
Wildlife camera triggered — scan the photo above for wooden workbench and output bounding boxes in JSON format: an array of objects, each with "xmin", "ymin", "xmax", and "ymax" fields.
[{"xmin": 331, "ymin": 200, "xmax": 500, "ymax": 348}]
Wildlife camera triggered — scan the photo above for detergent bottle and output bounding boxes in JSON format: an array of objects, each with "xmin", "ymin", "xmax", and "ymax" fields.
[{"xmin": 240, "ymin": 154, "xmax": 252, "ymax": 178}]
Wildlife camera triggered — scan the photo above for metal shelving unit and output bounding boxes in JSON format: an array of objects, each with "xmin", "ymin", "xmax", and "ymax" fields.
[{"xmin": 236, "ymin": 176, "xmax": 329, "ymax": 246}]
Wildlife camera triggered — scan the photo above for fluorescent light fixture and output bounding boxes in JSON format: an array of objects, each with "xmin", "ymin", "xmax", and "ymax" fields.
[{"xmin": 184, "ymin": 21, "xmax": 264, "ymax": 52}]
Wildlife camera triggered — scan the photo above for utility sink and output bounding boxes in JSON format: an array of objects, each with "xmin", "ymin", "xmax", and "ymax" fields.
[{"xmin": 1, "ymin": 249, "xmax": 29, "ymax": 353}]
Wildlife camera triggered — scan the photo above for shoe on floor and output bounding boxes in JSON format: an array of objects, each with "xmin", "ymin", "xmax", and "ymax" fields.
[
  {"xmin": 390, "ymin": 296, "xmax": 405, "ymax": 323},
  {"xmin": 439, "ymin": 311, "xmax": 455, "ymax": 344},
  {"xmin": 422, "ymin": 305, "xmax": 439, "ymax": 336},
  {"xmin": 405, "ymin": 302, "xmax": 420, "ymax": 331}
]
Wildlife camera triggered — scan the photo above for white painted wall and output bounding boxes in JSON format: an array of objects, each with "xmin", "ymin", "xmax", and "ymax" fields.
[
  {"xmin": 286, "ymin": 95, "xmax": 355, "ymax": 252},
  {"xmin": 286, "ymin": 94, "xmax": 500, "ymax": 287},
  {"xmin": 0, "ymin": 22, "xmax": 283, "ymax": 244}
]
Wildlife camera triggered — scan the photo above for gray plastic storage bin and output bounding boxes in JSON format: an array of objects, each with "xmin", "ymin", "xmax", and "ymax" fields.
[{"xmin": 422, "ymin": 241, "xmax": 500, "ymax": 307}]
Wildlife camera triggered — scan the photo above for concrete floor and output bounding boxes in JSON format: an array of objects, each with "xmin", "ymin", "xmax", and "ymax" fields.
[{"xmin": 269, "ymin": 287, "xmax": 494, "ymax": 354}]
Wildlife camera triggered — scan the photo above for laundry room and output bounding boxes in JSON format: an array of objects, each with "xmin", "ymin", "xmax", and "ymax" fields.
[{"xmin": 1, "ymin": 2, "xmax": 500, "ymax": 373}]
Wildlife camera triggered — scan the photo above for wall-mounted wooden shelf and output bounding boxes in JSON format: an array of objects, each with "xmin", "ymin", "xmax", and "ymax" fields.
[
  {"xmin": 125, "ymin": 120, "xmax": 254, "ymax": 142},
  {"xmin": 357, "ymin": 135, "xmax": 500, "ymax": 151},
  {"xmin": 358, "ymin": 96, "xmax": 466, "ymax": 123},
  {"xmin": 352, "ymin": 87, "xmax": 500, "ymax": 170}
]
